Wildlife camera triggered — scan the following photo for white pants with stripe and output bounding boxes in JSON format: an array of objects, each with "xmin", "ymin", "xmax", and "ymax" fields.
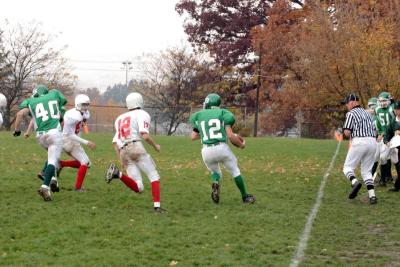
[
  {"xmin": 343, "ymin": 137, "xmax": 377, "ymax": 185},
  {"xmin": 37, "ymin": 129, "xmax": 63, "ymax": 168},
  {"xmin": 120, "ymin": 141, "xmax": 160, "ymax": 192},
  {"xmin": 201, "ymin": 142, "xmax": 241, "ymax": 178}
]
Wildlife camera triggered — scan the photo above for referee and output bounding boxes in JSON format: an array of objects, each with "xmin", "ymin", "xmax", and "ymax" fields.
[{"xmin": 342, "ymin": 93, "xmax": 378, "ymax": 204}]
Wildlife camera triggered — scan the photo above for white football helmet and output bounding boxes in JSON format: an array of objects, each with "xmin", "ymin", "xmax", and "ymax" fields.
[
  {"xmin": 75, "ymin": 94, "xmax": 90, "ymax": 111},
  {"xmin": 126, "ymin": 92, "xmax": 144, "ymax": 110},
  {"xmin": 0, "ymin": 93, "xmax": 6, "ymax": 108}
]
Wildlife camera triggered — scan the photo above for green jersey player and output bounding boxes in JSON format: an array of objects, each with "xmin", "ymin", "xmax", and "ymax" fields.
[
  {"xmin": 375, "ymin": 92, "xmax": 395, "ymax": 185},
  {"xmin": 14, "ymin": 85, "xmax": 67, "ymax": 201},
  {"xmin": 189, "ymin": 93, "xmax": 255, "ymax": 204}
]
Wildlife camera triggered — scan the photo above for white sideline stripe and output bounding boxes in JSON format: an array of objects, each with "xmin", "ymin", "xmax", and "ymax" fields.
[{"xmin": 289, "ymin": 141, "xmax": 342, "ymax": 267}]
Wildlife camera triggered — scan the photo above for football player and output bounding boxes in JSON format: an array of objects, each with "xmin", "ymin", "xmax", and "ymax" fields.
[
  {"xmin": 105, "ymin": 92, "xmax": 166, "ymax": 213},
  {"xmin": 367, "ymin": 97, "xmax": 380, "ymax": 178},
  {"xmin": 189, "ymin": 93, "xmax": 255, "ymax": 204},
  {"xmin": 52, "ymin": 94, "xmax": 96, "ymax": 192},
  {"xmin": 14, "ymin": 85, "xmax": 67, "ymax": 201},
  {"xmin": 383, "ymin": 101, "xmax": 400, "ymax": 191},
  {"xmin": 376, "ymin": 92, "xmax": 396, "ymax": 185},
  {"xmin": 0, "ymin": 93, "xmax": 6, "ymax": 127}
]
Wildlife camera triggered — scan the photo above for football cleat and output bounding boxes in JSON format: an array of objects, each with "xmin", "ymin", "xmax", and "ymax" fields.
[
  {"xmin": 369, "ymin": 196, "xmax": 378, "ymax": 204},
  {"xmin": 37, "ymin": 171, "xmax": 44, "ymax": 181},
  {"xmin": 211, "ymin": 182, "xmax": 220, "ymax": 204},
  {"xmin": 242, "ymin": 194, "xmax": 256, "ymax": 204},
  {"xmin": 105, "ymin": 163, "xmax": 120, "ymax": 183},
  {"xmin": 348, "ymin": 181, "xmax": 362, "ymax": 199},
  {"xmin": 154, "ymin": 207, "xmax": 167, "ymax": 213},
  {"xmin": 49, "ymin": 178, "xmax": 60, "ymax": 193},
  {"xmin": 38, "ymin": 187, "xmax": 52, "ymax": 201}
]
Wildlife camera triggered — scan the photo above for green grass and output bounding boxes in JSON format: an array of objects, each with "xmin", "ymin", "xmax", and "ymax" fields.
[{"xmin": 0, "ymin": 132, "xmax": 399, "ymax": 266}]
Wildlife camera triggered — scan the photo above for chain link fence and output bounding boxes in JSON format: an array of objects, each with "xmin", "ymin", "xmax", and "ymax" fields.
[{"xmin": 83, "ymin": 104, "xmax": 342, "ymax": 139}]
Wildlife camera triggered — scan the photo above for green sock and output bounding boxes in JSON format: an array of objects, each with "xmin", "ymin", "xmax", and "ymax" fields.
[
  {"xmin": 211, "ymin": 172, "xmax": 220, "ymax": 183},
  {"xmin": 234, "ymin": 175, "xmax": 247, "ymax": 197},
  {"xmin": 43, "ymin": 164, "xmax": 55, "ymax": 186},
  {"xmin": 42, "ymin": 161, "xmax": 48, "ymax": 173}
]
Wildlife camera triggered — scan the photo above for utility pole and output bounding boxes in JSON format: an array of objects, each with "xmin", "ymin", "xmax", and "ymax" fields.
[
  {"xmin": 122, "ymin": 61, "xmax": 132, "ymax": 88},
  {"xmin": 253, "ymin": 43, "xmax": 263, "ymax": 137}
]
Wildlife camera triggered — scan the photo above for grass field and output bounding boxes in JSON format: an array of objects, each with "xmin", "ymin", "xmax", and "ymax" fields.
[{"xmin": 1, "ymin": 132, "xmax": 400, "ymax": 267}]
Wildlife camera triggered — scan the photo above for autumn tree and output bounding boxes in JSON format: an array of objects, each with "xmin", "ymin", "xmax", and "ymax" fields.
[
  {"xmin": 176, "ymin": 0, "xmax": 303, "ymax": 70},
  {"xmin": 1, "ymin": 22, "xmax": 75, "ymax": 129}
]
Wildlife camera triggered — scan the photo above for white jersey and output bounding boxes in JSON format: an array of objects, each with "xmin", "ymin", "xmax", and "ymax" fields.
[
  {"xmin": 63, "ymin": 108, "xmax": 90, "ymax": 145},
  {"xmin": 112, "ymin": 109, "xmax": 151, "ymax": 148}
]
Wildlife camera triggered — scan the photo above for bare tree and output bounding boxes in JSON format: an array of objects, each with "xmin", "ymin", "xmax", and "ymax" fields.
[
  {"xmin": 0, "ymin": 21, "xmax": 75, "ymax": 129},
  {"xmin": 137, "ymin": 47, "xmax": 201, "ymax": 135}
]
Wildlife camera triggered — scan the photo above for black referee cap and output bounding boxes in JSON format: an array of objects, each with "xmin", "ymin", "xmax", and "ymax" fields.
[{"xmin": 341, "ymin": 93, "xmax": 359, "ymax": 105}]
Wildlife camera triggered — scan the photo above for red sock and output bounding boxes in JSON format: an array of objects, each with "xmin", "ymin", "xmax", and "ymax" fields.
[
  {"xmin": 120, "ymin": 174, "xmax": 139, "ymax": 192},
  {"xmin": 151, "ymin": 181, "xmax": 160, "ymax": 203},
  {"xmin": 75, "ymin": 165, "xmax": 88, "ymax": 189},
  {"xmin": 60, "ymin": 160, "xmax": 81, "ymax": 168}
]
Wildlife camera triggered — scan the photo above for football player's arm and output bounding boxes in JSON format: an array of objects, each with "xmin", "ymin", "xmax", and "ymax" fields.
[
  {"xmin": 226, "ymin": 126, "xmax": 245, "ymax": 149},
  {"xmin": 14, "ymin": 108, "xmax": 30, "ymax": 136},
  {"xmin": 63, "ymin": 117, "xmax": 95, "ymax": 149},
  {"xmin": 24, "ymin": 118, "xmax": 35, "ymax": 138},
  {"xmin": 191, "ymin": 128, "xmax": 200, "ymax": 140},
  {"xmin": 141, "ymin": 132, "xmax": 160, "ymax": 152},
  {"xmin": 343, "ymin": 113, "xmax": 353, "ymax": 139}
]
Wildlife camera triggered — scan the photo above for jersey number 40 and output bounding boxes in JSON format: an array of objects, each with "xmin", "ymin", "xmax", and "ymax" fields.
[{"xmin": 35, "ymin": 101, "xmax": 60, "ymax": 122}]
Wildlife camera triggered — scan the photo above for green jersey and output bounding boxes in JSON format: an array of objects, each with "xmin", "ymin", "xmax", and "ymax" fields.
[
  {"xmin": 189, "ymin": 108, "xmax": 235, "ymax": 145},
  {"xmin": 19, "ymin": 89, "xmax": 67, "ymax": 132},
  {"xmin": 375, "ymin": 106, "xmax": 395, "ymax": 135}
]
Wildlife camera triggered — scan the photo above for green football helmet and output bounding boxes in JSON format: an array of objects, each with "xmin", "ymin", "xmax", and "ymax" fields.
[
  {"xmin": 33, "ymin": 84, "xmax": 49, "ymax": 97},
  {"xmin": 367, "ymin": 97, "xmax": 377, "ymax": 109},
  {"xmin": 203, "ymin": 93, "xmax": 221, "ymax": 109},
  {"xmin": 378, "ymin": 92, "xmax": 391, "ymax": 108}
]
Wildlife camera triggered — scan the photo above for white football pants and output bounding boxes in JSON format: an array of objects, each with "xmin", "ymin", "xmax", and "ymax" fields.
[
  {"xmin": 343, "ymin": 137, "xmax": 377, "ymax": 184},
  {"xmin": 120, "ymin": 141, "xmax": 160, "ymax": 192},
  {"xmin": 37, "ymin": 129, "xmax": 63, "ymax": 168},
  {"xmin": 201, "ymin": 142, "xmax": 241, "ymax": 178},
  {"xmin": 63, "ymin": 138, "xmax": 91, "ymax": 166},
  {"xmin": 379, "ymin": 140, "xmax": 398, "ymax": 165}
]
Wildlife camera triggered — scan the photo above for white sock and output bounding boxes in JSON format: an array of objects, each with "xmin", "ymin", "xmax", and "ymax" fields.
[
  {"xmin": 351, "ymin": 179, "xmax": 358, "ymax": 185},
  {"xmin": 41, "ymin": 185, "xmax": 50, "ymax": 189},
  {"xmin": 368, "ymin": 189, "xmax": 376, "ymax": 198},
  {"xmin": 154, "ymin": 202, "xmax": 160, "ymax": 208}
]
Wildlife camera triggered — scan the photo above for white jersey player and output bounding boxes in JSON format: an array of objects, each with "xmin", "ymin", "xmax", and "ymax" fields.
[
  {"xmin": 105, "ymin": 92, "xmax": 165, "ymax": 213},
  {"xmin": 0, "ymin": 93, "xmax": 6, "ymax": 127},
  {"xmin": 57, "ymin": 94, "xmax": 96, "ymax": 191}
]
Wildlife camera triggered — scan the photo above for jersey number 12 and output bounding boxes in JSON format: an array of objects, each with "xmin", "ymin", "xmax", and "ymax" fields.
[{"xmin": 200, "ymin": 119, "xmax": 223, "ymax": 141}]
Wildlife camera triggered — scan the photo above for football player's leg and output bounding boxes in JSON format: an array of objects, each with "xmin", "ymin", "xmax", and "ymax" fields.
[
  {"xmin": 344, "ymin": 142, "xmax": 363, "ymax": 199},
  {"xmin": 137, "ymin": 154, "xmax": 162, "ymax": 208},
  {"xmin": 201, "ymin": 147, "xmax": 223, "ymax": 203},
  {"xmin": 222, "ymin": 145, "xmax": 252, "ymax": 201},
  {"xmin": 380, "ymin": 142, "xmax": 391, "ymax": 185},
  {"xmin": 371, "ymin": 144, "xmax": 380, "ymax": 177},
  {"xmin": 122, "ymin": 164, "xmax": 143, "ymax": 193},
  {"xmin": 70, "ymin": 145, "xmax": 90, "ymax": 190},
  {"xmin": 360, "ymin": 142, "xmax": 377, "ymax": 203}
]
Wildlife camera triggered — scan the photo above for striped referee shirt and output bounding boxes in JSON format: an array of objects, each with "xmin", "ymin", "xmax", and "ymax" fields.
[{"xmin": 343, "ymin": 106, "xmax": 376, "ymax": 138}]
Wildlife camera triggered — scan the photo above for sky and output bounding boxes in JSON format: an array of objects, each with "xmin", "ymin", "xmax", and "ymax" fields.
[{"xmin": 1, "ymin": 0, "xmax": 188, "ymax": 91}]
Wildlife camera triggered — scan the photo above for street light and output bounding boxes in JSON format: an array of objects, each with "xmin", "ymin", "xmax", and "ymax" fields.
[{"xmin": 122, "ymin": 61, "xmax": 132, "ymax": 88}]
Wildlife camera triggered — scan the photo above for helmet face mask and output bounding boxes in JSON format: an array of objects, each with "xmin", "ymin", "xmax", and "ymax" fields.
[
  {"xmin": 75, "ymin": 94, "xmax": 90, "ymax": 111},
  {"xmin": 203, "ymin": 93, "xmax": 221, "ymax": 109},
  {"xmin": 378, "ymin": 92, "xmax": 391, "ymax": 108},
  {"xmin": 126, "ymin": 92, "xmax": 144, "ymax": 110}
]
